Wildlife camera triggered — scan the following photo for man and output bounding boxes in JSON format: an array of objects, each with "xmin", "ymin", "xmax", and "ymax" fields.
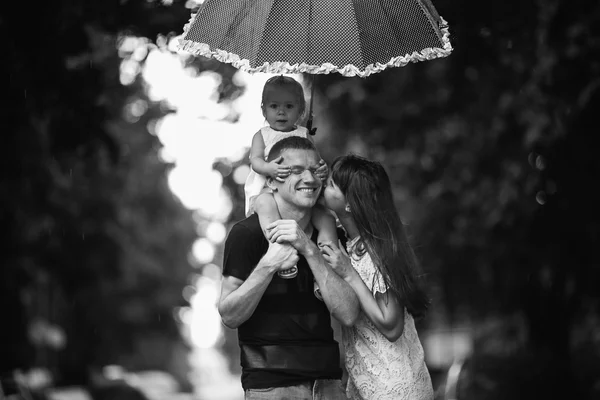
[{"xmin": 219, "ymin": 136, "xmax": 359, "ymax": 399}]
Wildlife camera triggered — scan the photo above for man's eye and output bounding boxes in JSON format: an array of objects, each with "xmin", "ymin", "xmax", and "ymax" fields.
[{"xmin": 290, "ymin": 167, "xmax": 304, "ymax": 175}]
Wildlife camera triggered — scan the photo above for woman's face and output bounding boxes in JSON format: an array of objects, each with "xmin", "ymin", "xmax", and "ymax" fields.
[{"xmin": 322, "ymin": 176, "xmax": 347, "ymax": 215}]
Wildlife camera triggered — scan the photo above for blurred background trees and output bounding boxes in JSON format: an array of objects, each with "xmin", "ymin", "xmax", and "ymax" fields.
[
  {"xmin": 1, "ymin": 0, "xmax": 201, "ymax": 389},
  {"xmin": 310, "ymin": 0, "xmax": 600, "ymax": 398},
  {"xmin": 2, "ymin": 0, "xmax": 599, "ymax": 399}
]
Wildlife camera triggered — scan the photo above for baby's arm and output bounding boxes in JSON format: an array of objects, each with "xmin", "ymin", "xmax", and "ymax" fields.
[
  {"xmin": 312, "ymin": 205, "xmax": 338, "ymax": 246},
  {"xmin": 249, "ymin": 130, "xmax": 290, "ymax": 181},
  {"xmin": 254, "ymin": 191, "xmax": 282, "ymax": 239}
]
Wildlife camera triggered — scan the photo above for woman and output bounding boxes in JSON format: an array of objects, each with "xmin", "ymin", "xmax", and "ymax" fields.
[{"xmin": 319, "ymin": 154, "xmax": 434, "ymax": 400}]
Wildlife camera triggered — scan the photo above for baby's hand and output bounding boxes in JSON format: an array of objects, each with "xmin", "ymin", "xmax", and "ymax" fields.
[
  {"xmin": 315, "ymin": 160, "xmax": 329, "ymax": 182},
  {"xmin": 268, "ymin": 156, "xmax": 291, "ymax": 182}
]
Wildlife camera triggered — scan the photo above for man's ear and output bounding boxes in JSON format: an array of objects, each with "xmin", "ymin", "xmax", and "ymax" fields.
[{"xmin": 266, "ymin": 177, "xmax": 277, "ymax": 192}]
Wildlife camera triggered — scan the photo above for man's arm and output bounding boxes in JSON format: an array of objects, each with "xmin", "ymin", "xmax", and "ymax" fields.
[
  {"xmin": 218, "ymin": 242, "xmax": 298, "ymax": 329},
  {"xmin": 266, "ymin": 220, "xmax": 359, "ymax": 327},
  {"xmin": 303, "ymin": 242, "xmax": 360, "ymax": 327}
]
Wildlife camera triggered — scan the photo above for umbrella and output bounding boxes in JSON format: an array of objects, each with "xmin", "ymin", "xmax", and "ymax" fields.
[{"xmin": 178, "ymin": 0, "xmax": 453, "ymax": 130}]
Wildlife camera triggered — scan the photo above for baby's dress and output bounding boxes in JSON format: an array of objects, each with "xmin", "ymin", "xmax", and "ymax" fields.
[
  {"xmin": 244, "ymin": 125, "xmax": 309, "ymax": 217},
  {"xmin": 342, "ymin": 237, "xmax": 434, "ymax": 400}
]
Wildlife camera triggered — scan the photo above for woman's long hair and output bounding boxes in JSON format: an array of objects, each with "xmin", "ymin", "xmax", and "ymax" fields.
[{"xmin": 330, "ymin": 154, "xmax": 430, "ymax": 318}]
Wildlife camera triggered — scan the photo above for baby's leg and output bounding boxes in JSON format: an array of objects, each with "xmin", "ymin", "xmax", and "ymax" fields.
[
  {"xmin": 254, "ymin": 191, "xmax": 298, "ymax": 279},
  {"xmin": 253, "ymin": 192, "xmax": 281, "ymax": 239},
  {"xmin": 312, "ymin": 205, "xmax": 339, "ymax": 247}
]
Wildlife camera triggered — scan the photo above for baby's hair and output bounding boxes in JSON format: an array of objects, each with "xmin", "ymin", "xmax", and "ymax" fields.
[
  {"xmin": 330, "ymin": 154, "xmax": 430, "ymax": 318},
  {"xmin": 261, "ymin": 75, "xmax": 307, "ymax": 118},
  {"xmin": 267, "ymin": 136, "xmax": 317, "ymax": 163}
]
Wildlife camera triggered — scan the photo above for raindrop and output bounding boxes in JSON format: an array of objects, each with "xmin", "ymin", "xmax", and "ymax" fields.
[
  {"xmin": 535, "ymin": 155, "xmax": 546, "ymax": 170},
  {"xmin": 535, "ymin": 191, "xmax": 546, "ymax": 205}
]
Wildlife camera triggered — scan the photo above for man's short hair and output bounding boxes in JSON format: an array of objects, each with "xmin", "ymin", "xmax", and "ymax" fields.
[{"xmin": 267, "ymin": 136, "xmax": 317, "ymax": 162}]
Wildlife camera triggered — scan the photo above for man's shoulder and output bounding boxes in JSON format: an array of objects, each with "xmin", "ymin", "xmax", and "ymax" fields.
[{"xmin": 229, "ymin": 214, "xmax": 262, "ymax": 238}]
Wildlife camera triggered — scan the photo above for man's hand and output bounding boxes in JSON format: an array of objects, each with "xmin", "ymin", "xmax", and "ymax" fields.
[
  {"xmin": 266, "ymin": 219, "xmax": 313, "ymax": 255},
  {"xmin": 262, "ymin": 241, "xmax": 299, "ymax": 273}
]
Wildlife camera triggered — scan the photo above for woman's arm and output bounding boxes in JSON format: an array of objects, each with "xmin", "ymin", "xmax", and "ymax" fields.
[
  {"xmin": 347, "ymin": 273, "xmax": 405, "ymax": 341},
  {"xmin": 320, "ymin": 243, "xmax": 405, "ymax": 341}
]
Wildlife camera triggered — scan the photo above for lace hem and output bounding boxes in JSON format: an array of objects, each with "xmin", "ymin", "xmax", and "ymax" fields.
[
  {"xmin": 346, "ymin": 237, "xmax": 388, "ymax": 295},
  {"xmin": 178, "ymin": 12, "xmax": 453, "ymax": 78}
]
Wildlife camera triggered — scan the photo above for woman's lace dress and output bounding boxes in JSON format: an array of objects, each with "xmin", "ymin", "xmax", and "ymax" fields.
[{"xmin": 342, "ymin": 236, "xmax": 434, "ymax": 400}]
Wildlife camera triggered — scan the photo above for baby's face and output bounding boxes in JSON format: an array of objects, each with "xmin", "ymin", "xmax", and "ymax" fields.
[{"xmin": 262, "ymin": 89, "xmax": 302, "ymax": 132}]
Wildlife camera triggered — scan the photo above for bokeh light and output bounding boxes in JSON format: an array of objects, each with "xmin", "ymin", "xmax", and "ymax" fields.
[
  {"xmin": 134, "ymin": 38, "xmax": 305, "ymax": 399},
  {"xmin": 205, "ymin": 222, "xmax": 227, "ymax": 243},
  {"xmin": 191, "ymin": 238, "xmax": 215, "ymax": 264}
]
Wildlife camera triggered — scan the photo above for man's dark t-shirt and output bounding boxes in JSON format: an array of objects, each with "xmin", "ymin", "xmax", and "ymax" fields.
[{"xmin": 222, "ymin": 214, "xmax": 342, "ymax": 390}]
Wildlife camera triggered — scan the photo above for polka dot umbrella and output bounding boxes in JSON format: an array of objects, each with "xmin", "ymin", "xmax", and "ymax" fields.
[{"xmin": 178, "ymin": 0, "xmax": 453, "ymax": 132}]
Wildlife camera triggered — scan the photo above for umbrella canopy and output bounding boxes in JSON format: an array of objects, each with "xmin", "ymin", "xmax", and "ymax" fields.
[{"xmin": 179, "ymin": 0, "xmax": 452, "ymax": 78}]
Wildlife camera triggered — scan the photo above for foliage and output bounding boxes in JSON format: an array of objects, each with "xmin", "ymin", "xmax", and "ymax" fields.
[
  {"xmin": 1, "ymin": 0, "xmax": 201, "ymax": 386},
  {"xmin": 308, "ymin": 0, "xmax": 599, "ymax": 397}
]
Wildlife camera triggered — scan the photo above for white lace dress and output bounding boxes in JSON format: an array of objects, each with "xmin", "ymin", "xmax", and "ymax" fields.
[
  {"xmin": 244, "ymin": 126, "xmax": 309, "ymax": 216},
  {"xmin": 342, "ymin": 237, "xmax": 434, "ymax": 400}
]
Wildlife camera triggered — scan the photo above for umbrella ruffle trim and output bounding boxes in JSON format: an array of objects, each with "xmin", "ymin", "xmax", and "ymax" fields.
[{"xmin": 178, "ymin": 13, "xmax": 453, "ymax": 78}]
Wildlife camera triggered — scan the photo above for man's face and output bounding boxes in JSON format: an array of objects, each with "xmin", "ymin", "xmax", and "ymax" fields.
[{"xmin": 271, "ymin": 148, "xmax": 323, "ymax": 210}]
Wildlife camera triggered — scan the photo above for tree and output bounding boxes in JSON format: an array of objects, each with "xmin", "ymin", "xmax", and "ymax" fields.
[
  {"xmin": 309, "ymin": 0, "xmax": 599, "ymax": 398},
  {"xmin": 1, "ymin": 0, "xmax": 206, "ymax": 388}
]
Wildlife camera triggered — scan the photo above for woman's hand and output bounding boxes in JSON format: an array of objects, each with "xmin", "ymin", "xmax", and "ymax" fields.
[
  {"xmin": 319, "ymin": 240, "xmax": 356, "ymax": 281},
  {"xmin": 267, "ymin": 156, "xmax": 291, "ymax": 182}
]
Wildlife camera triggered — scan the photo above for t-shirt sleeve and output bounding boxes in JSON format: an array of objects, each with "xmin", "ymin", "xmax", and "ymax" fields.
[{"xmin": 222, "ymin": 223, "xmax": 262, "ymax": 281}]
